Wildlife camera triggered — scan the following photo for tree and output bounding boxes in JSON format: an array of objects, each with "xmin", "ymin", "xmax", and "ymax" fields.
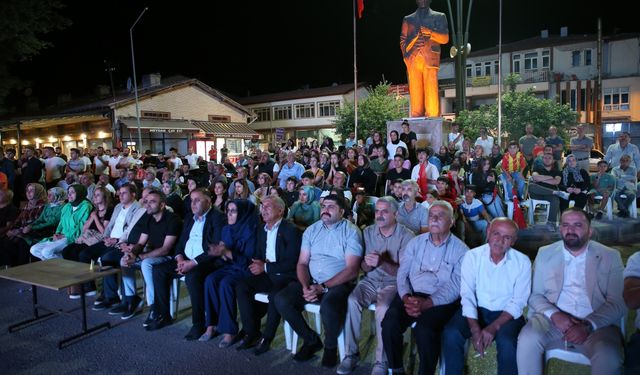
[
  {"xmin": 334, "ymin": 82, "xmax": 409, "ymax": 142},
  {"xmin": 0, "ymin": 0, "xmax": 71, "ymax": 115},
  {"xmin": 456, "ymin": 74, "xmax": 578, "ymax": 147}
]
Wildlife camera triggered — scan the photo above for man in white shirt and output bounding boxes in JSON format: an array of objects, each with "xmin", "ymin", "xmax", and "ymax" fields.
[
  {"xmin": 168, "ymin": 148, "xmax": 183, "ymax": 172},
  {"xmin": 447, "ymin": 122, "xmax": 464, "ymax": 152},
  {"xmin": 516, "ymin": 208, "xmax": 625, "ymax": 374},
  {"xmin": 442, "ymin": 218, "xmax": 530, "ymax": 374},
  {"xmin": 185, "ymin": 147, "xmax": 201, "ymax": 170},
  {"xmin": 43, "ymin": 146, "xmax": 66, "ymax": 189},
  {"xmin": 93, "ymin": 146, "xmax": 110, "ymax": 177},
  {"xmin": 474, "ymin": 127, "xmax": 494, "ymax": 157},
  {"xmin": 108, "ymin": 148, "xmax": 122, "ymax": 180}
]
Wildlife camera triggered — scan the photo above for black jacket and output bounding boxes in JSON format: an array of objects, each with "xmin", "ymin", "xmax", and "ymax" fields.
[
  {"xmin": 255, "ymin": 218, "xmax": 301, "ymax": 283},
  {"xmin": 174, "ymin": 206, "xmax": 227, "ymax": 265}
]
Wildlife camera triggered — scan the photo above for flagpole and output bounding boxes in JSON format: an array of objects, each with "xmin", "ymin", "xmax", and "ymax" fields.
[{"xmin": 353, "ymin": 0, "xmax": 359, "ymax": 142}]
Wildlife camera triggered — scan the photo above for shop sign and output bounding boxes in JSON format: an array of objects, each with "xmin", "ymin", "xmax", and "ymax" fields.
[{"xmin": 149, "ymin": 129, "xmax": 183, "ymax": 133}]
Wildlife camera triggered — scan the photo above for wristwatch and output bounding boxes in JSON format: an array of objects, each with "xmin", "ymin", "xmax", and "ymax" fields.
[
  {"xmin": 582, "ymin": 320, "xmax": 594, "ymax": 335},
  {"xmin": 321, "ymin": 283, "xmax": 329, "ymax": 294}
]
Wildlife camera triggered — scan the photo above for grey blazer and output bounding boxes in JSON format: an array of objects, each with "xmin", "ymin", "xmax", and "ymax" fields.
[
  {"xmin": 103, "ymin": 201, "xmax": 142, "ymax": 242},
  {"xmin": 528, "ymin": 240, "xmax": 625, "ymax": 329}
]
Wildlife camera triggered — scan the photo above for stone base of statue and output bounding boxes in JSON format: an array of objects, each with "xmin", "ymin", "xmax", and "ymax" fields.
[{"xmin": 386, "ymin": 118, "xmax": 443, "ymax": 151}]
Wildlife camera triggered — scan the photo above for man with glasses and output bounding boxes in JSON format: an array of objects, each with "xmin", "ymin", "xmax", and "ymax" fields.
[
  {"xmin": 274, "ymin": 194, "xmax": 363, "ymax": 368},
  {"xmin": 381, "ymin": 201, "xmax": 468, "ymax": 375}
]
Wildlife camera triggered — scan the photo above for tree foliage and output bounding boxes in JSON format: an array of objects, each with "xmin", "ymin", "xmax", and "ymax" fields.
[
  {"xmin": 456, "ymin": 74, "xmax": 578, "ymax": 147},
  {"xmin": 0, "ymin": 0, "xmax": 71, "ymax": 115},
  {"xmin": 334, "ymin": 82, "xmax": 409, "ymax": 142}
]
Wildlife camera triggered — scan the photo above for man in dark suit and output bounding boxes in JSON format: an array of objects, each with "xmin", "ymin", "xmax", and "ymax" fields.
[
  {"xmin": 235, "ymin": 196, "xmax": 302, "ymax": 354},
  {"xmin": 146, "ymin": 188, "xmax": 227, "ymax": 341}
]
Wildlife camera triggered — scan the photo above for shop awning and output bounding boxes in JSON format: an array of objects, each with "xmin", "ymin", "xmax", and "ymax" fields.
[
  {"xmin": 192, "ymin": 121, "xmax": 260, "ymax": 139},
  {"xmin": 120, "ymin": 118, "xmax": 199, "ymax": 132}
]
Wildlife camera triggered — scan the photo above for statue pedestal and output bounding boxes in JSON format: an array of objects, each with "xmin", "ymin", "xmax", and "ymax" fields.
[{"xmin": 386, "ymin": 118, "xmax": 443, "ymax": 151}]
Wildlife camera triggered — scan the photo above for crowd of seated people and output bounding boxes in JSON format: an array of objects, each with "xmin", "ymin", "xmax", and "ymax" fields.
[{"xmin": 0, "ymin": 123, "xmax": 640, "ymax": 375}]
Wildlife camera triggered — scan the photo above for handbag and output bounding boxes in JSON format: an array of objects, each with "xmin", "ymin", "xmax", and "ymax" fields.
[{"xmin": 75, "ymin": 228, "xmax": 104, "ymax": 246}]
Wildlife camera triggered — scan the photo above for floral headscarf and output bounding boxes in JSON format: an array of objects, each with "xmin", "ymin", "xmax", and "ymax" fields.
[{"xmin": 48, "ymin": 187, "xmax": 67, "ymax": 207}]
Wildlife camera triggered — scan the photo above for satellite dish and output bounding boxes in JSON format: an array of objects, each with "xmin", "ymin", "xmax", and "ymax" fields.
[{"xmin": 126, "ymin": 77, "xmax": 132, "ymax": 93}]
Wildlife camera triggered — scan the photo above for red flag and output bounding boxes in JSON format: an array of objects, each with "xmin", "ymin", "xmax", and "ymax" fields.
[
  {"xmin": 511, "ymin": 189, "xmax": 527, "ymax": 229},
  {"xmin": 357, "ymin": 0, "xmax": 364, "ymax": 18}
]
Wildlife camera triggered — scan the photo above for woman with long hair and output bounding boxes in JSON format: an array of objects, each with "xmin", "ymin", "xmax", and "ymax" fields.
[
  {"xmin": 212, "ymin": 180, "xmax": 229, "ymax": 212},
  {"xmin": 232, "ymin": 178, "xmax": 256, "ymax": 204},
  {"xmin": 253, "ymin": 173, "xmax": 274, "ymax": 204},
  {"xmin": 287, "ymin": 185, "xmax": 321, "ymax": 230},
  {"xmin": 183, "ymin": 176, "xmax": 199, "ymax": 217},
  {"xmin": 471, "ymin": 157, "xmax": 506, "ymax": 218},
  {"xmin": 368, "ymin": 131, "xmax": 385, "ymax": 157},
  {"xmin": 201, "ymin": 199, "xmax": 258, "ymax": 346},
  {"xmin": 62, "ymin": 186, "xmax": 114, "ymax": 298}
]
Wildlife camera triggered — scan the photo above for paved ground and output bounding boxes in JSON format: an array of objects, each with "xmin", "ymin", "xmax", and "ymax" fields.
[{"xmin": 1, "ymin": 217, "xmax": 638, "ymax": 375}]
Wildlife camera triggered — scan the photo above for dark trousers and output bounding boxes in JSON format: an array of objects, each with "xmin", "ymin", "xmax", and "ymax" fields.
[
  {"xmin": 381, "ymin": 295, "xmax": 459, "ymax": 375},
  {"xmin": 626, "ymin": 330, "xmax": 640, "ymax": 375},
  {"xmin": 0, "ymin": 237, "xmax": 32, "ymax": 267},
  {"xmin": 442, "ymin": 308, "xmax": 524, "ymax": 375},
  {"xmin": 152, "ymin": 259, "xmax": 218, "ymax": 328},
  {"xmin": 236, "ymin": 273, "xmax": 292, "ymax": 340},
  {"xmin": 274, "ymin": 280, "xmax": 354, "ymax": 350},
  {"xmin": 560, "ymin": 192, "xmax": 588, "ymax": 211},
  {"xmin": 78, "ymin": 242, "xmax": 122, "ymax": 300},
  {"xmin": 203, "ymin": 266, "xmax": 250, "ymax": 335}
]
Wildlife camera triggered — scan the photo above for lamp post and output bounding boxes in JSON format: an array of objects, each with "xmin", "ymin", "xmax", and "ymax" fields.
[
  {"xmin": 446, "ymin": 0, "xmax": 474, "ymax": 114},
  {"xmin": 130, "ymin": 6, "xmax": 148, "ymax": 151}
]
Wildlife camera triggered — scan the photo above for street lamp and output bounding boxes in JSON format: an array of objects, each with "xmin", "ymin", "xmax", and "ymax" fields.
[
  {"xmin": 130, "ymin": 6, "xmax": 148, "ymax": 151},
  {"xmin": 446, "ymin": 0, "xmax": 474, "ymax": 114}
]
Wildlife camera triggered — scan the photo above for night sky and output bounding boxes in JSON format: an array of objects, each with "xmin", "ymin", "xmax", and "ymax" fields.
[{"xmin": 11, "ymin": 0, "xmax": 640, "ymax": 110}]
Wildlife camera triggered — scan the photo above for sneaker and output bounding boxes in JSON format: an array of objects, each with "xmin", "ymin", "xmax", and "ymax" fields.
[
  {"xmin": 143, "ymin": 306, "xmax": 156, "ymax": 327},
  {"xmin": 595, "ymin": 211, "xmax": 603, "ymax": 220},
  {"xmin": 108, "ymin": 301, "xmax": 129, "ymax": 315},
  {"xmin": 293, "ymin": 339, "xmax": 323, "ymax": 362},
  {"xmin": 84, "ymin": 289, "xmax": 97, "ymax": 297},
  {"xmin": 121, "ymin": 296, "xmax": 144, "ymax": 320},
  {"xmin": 145, "ymin": 315, "xmax": 173, "ymax": 331},
  {"xmin": 93, "ymin": 298, "xmax": 119, "ymax": 311},
  {"xmin": 337, "ymin": 354, "xmax": 360, "ymax": 374},
  {"xmin": 253, "ymin": 338, "xmax": 272, "ymax": 356},
  {"xmin": 371, "ymin": 361, "xmax": 389, "ymax": 375},
  {"xmin": 94, "ymin": 294, "xmax": 105, "ymax": 306},
  {"xmin": 322, "ymin": 348, "xmax": 338, "ymax": 368}
]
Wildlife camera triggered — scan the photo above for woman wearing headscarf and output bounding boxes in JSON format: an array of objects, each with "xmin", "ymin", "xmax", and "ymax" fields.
[
  {"xmin": 386, "ymin": 130, "xmax": 408, "ymax": 161},
  {"xmin": 349, "ymin": 154, "xmax": 378, "ymax": 196},
  {"xmin": 200, "ymin": 199, "xmax": 258, "ymax": 347},
  {"xmin": 286, "ymin": 185, "xmax": 320, "ymax": 230},
  {"xmin": 0, "ymin": 183, "xmax": 47, "ymax": 266},
  {"xmin": 29, "ymin": 184, "xmax": 92, "ymax": 260},
  {"xmin": 0, "ymin": 183, "xmax": 46, "ymax": 239},
  {"xmin": 559, "ymin": 154, "xmax": 591, "ymax": 211},
  {"xmin": 162, "ymin": 180, "xmax": 184, "ymax": 217}
]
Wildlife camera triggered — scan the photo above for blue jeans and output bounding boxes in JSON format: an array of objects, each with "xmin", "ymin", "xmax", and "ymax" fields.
[
  {"xmin": 121, "ymin": 256, "xmax": 172, "ymax": 304},
  {"xmin": 481, "ymin": 193, "xmax": 506, "ymax": 218},
  {"xmin": 500, "ymin": 172, "xmax": 525, "ymax": 201},
  {"xmin": 442, "ymin": 308, "xmax": 524, "ymax": 375}
]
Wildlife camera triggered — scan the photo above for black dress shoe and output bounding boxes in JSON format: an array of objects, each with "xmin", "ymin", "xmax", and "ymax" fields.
[
  {"xmin": 236, "ymin": 335, "xmax": 261, "ymax": 350},
  {"xmin": 145, "ymin": 316, "xmax": 173, "ymax": 331},
  {"xmin": 293, "ymin": 339, "xmax": 323, "ymax": 362},
  {"xmin": 321, "ymin": 348, "xmax": 338, "ymax": 368},
  {"xmin": 184, "ymin": 325, "xmax": 206, "ymax": 341},
  {"xmin": 253, "ymin": 338, "xmax": 272, "ymax": 356}
]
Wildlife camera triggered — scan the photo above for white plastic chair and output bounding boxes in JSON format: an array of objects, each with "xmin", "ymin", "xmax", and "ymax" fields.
[
  {"xmin": 593, "ymin": 195, "xmax": 613, "ymax": 220},
  {"xmin": 254, "ymin": 292, "xmax": 293, "ymax": 350},
  {"xmin": 290, "ymin": 302, "xmax": 346, "ymax": 361},
  {"xmin": 544, "ymin": 316, "xmax": 626, "ymax": 368},
  {"xmin": 528, "ymin": 199, "xmax": 551, "ymax": 225},
  {"xmin": 169, "ymin": 276, "xmax": 186, "ymax": 319}
]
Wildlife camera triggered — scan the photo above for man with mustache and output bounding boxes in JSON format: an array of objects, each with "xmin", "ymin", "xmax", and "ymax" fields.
[
  {"xmin": 396, "ymin": 179, "xmax": 429, "ymax": 235},
  {"xmin": 516, "ymin": 208, "xmax": 625, "ymax": 374},
  {"xmin": 337, "ymin": 197, "xmax": 415, "ymax": 375},
  {"xmin": 274, "ymin": 194, "xmax": 363, "ymax": 368},
  {"xmin": 381, "ymin": 201, "xmax": 468, "ymax": 375}
]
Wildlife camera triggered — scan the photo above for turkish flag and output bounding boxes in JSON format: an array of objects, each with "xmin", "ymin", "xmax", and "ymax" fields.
[
  {"xmin": 511, "ymin": 189, "xmax": 527, "ymax": 229},
  {"xmin": 357, "ymin": 0, "xmax": 364, "ymax": 18}
]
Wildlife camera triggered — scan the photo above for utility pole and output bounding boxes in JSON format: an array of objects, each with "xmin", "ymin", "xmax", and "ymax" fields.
[
  {"xmin": 446, "ymin": 0, "xmax": 474, "ymax": 114},
  {"xmin": 594, "ymin": 18, "xmax": 603, "ymax": 151}
]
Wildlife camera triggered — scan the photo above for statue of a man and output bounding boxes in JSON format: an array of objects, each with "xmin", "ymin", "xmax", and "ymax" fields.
[{"xmin": 400, "ymin": 0, "xmax": 449, "ymax": 118}]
